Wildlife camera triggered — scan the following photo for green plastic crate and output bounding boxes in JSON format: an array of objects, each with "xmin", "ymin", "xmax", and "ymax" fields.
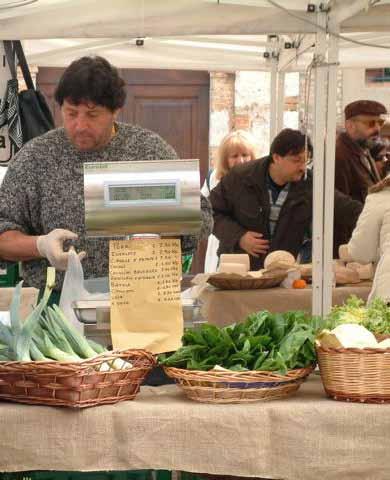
[
  {"xmin": 0, "ymin": 263, "xmax": 19, "ymax": 287},
  {"xmin": 0, "ymin": 470, "xmax": 171, "ymax": 480}
]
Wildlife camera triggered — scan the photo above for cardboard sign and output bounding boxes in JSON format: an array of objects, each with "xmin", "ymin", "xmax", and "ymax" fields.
[{"xmin": 109, "ymin": 238, "xmax": 183, "ymax": 354}]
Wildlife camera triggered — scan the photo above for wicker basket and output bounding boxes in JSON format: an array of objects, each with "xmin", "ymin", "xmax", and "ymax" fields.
[
  {"xmin": 316, "ymin": 345, "xmax": 390, "ymax": 403},
  {"xmin": 164, "ymin": 365, "xmax": 314, "ymax": 403},
  {"xmin": 0, "ymin": 349, "xmax": 156, "ymax": 408},
  {"xmin": 207, "ymin": 271, "xmax": 287, "ymax": 290}
]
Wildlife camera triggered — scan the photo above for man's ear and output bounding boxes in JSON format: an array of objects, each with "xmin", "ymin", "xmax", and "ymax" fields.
[
  {"xmin": 113, "ymin": 109, "xmax": 120, "ymax": 119},
  {"xmin": 345, "ymin": 119, "xmax": 355, "ymax": 134}
]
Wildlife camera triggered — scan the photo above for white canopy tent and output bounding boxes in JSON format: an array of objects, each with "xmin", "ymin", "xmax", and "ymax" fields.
[{"xmin": 1, "ymin": 0, "xmax": 389, "ymax": 316}]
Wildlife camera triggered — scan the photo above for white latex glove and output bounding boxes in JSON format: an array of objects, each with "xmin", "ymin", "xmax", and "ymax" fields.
[{"xmin": 36, "ymin": 229, "xmax": 86, "ymax": 271}]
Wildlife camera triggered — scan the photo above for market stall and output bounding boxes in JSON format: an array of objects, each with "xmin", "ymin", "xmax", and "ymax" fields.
[
  {"xmin": 1, "ymin": 2, "xmax": 390, "ymax": 480},
  {"xmin": 1, "ymin": 376, "xmax": 390, "ymax": 480}
]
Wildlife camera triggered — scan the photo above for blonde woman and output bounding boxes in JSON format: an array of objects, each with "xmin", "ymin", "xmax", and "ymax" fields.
[
  {"xmin": 201, "ymin": 130, "xmax": 258, "ymax": 272},
  {"xmin": 347, "ymin": 176, "xmax": 390, "ymax": 302}
]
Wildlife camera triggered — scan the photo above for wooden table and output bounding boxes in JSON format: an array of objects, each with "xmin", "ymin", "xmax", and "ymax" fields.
[{"xmin": 199, "ymin": 282, "xmax": 372, "ymax": 325}]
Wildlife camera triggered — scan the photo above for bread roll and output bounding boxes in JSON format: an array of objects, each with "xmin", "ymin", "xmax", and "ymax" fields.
[{"xmin": 264, "ymin": 250, "xmax": 295, "ymax": 270}]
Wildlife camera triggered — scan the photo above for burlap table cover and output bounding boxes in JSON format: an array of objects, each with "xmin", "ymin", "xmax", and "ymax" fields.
[
  {"xmin": 200, "ymin": 283, "xmax": 372, "ymax": 326},
  {"xmin": 1, "ymin": 375, "xmax": 390, "ymax": 480}
]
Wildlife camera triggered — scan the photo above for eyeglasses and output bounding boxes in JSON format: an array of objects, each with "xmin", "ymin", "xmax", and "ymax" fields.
[
  {"xmin": 355, "ymin": 118, "xmax": 385, "ymax": 128},
  {"xmin": 285, "ymin": 153, "xmax": 310, "ymax": 165}
]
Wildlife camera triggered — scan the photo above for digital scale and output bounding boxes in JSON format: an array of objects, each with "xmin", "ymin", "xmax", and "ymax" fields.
[
  {"xmin": 73, "ymin": 159, "xmax": 205, "ymax": 346},
  {"xmin": 84, "ymin": 159, "xmax": 201, "ymax": 237}
]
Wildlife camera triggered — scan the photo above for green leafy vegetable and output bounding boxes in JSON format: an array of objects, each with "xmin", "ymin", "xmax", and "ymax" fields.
[
  {"xmin": 159, "ymin": 310, "xmax": 322, "ymax": 374},
  {"xmin": 326, "ymin": 295, "xmax": 390, "ymax": 335}
]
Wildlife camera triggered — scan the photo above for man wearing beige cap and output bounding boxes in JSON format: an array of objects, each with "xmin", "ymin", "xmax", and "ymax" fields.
[
  {"xmin": 335, "ymin": 99, "xmax": 387, "ymax": 204},
  {"xmin": 334, "ymin": 100, "xmax": 387, "ymax": 255}
]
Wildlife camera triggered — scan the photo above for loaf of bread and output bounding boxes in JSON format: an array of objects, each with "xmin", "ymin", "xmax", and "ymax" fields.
[{"xmin": 346, "ymin": 262, "xmax": 374, "ymax": 280}]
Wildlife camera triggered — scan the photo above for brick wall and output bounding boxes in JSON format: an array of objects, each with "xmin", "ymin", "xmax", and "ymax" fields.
[{"xmin": 209, "ymin": 72, "xmax": 235, "ymax": 167}]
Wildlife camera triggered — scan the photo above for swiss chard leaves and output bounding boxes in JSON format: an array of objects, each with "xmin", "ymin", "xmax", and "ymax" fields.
[{"xmin": 159, "ymin": 309, "xmax": 319, "ymax": 373}]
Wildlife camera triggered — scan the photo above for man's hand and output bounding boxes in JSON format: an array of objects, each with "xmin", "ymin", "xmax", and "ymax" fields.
[
  {"xmin": 36, "ymin": 229, "xmax": 86, "ymax": 271},
  {"xmin": 239, "ymin": 231, "xmax": 270, "ymax": 257}
]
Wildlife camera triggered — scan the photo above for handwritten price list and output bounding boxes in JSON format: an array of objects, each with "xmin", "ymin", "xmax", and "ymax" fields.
[{"xmin": 109, "ymin": 238, "xmax": 181, "ymax": 308}]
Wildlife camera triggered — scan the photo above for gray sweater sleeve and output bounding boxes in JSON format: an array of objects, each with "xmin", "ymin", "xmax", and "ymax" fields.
[{"xmin": 0, "ymin": 148, "xmax": 37, "ymax": 236}]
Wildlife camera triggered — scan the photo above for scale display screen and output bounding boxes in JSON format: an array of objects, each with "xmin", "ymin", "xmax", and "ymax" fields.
[{"xmin": 104, "ymin": 181, "xmax": 179, "ymax": 206}]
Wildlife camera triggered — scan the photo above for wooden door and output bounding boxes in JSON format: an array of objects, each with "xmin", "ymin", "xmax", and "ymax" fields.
[{"xmin": 119, "ymin": 69, "xmax": 209, "ymax": 185}]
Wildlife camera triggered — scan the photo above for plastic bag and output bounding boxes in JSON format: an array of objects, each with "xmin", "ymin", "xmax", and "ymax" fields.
[{"xmin": 59, "ymin": 249, "xmax": 109, "ymax": 332}]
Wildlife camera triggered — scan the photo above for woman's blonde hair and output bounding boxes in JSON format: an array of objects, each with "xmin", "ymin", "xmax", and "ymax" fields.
[
  {"xmin": 369, "ymin": 175, "xmax": 390, "ymax": 193},
  {"xmin": 215, "ymin": 129, "xmax": 258, "ymax": 179}
]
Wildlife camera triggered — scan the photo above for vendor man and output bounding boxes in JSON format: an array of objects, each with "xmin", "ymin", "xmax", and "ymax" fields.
[
  {"xmin": 335, "ymin": 99, "xmax": 387, "ymax": 203},
  {"xmin": 210, "ymin": 128, "xmax": 363, "ymax": 270},
  {"xmin": 0, "ymin": 56, "xmax": 212, "ymax": 296}
]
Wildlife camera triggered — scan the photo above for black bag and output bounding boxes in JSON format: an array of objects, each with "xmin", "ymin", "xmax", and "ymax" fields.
[
  {"xmin": 12, "ymin": 40, "xmax": 55, "ymax": 143},
  {"xmin": 0, "ymin": 41, "xmax": 23, "ymax": 163}
]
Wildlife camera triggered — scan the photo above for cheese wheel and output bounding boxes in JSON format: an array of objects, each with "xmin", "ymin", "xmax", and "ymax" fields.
[
  {"xmin": 219, "ymin": 254, "xmax": 250, "ymax": 272},
  {"xmin": 217, "ymin": 262, "xmax": 247, "ymax": 275},
  {"xmin": 264, "ymin": 250, "xmax": 295, "ymax": 270}
]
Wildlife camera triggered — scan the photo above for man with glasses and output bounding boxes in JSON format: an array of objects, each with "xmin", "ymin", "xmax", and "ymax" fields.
[
  {"xmin": 210, "ymin": 128, "xmax": 362, "ymax": 269},
  {"xmin": 335, "ymin": 100, "xmax": 387, "ymax": 204}
]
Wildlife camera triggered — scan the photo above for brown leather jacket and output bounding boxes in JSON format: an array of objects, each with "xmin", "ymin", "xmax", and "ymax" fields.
[
  {"xmin": 335, "ymin": 131, "xmax": 381, "ymax": 204},
  {"xmin": 210, "ymin": 157, "xmax": 363, "ymax": 270}
]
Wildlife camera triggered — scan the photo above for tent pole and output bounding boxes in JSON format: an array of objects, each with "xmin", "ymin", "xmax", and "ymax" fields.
[
  {"xmin": 276, "ymin": 71, "xmax": 285, "ymax": 133},
  {"xmin": 269, "ymin": 57, "xmax": 278, "ymax": 142},
  {"xmin": 311, "ymin": 9, "xmax": 328, "ymax": 317},
  {"xmin": 322, "ymin": 25, "xmax": 339, "ymax": 315}
]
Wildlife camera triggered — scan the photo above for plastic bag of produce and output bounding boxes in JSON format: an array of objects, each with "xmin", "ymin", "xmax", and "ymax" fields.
[{"xmin": 59, "ymin": 249, "xmax": 109, "ymax": 332}]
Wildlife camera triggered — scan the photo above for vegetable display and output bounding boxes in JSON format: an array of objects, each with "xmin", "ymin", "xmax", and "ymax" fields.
[
  {"xmin": 317, "ymin": 323, "xmax": 390, "ymax": 349},
  {"xmin": 0, "ymin": 268, "xmax": 130, "ymax": 369},
  {"xmin": 325, "ymin": 295, "xmax": 390, "ymax": 335},
  {"xmin": 160, "ymin": 310, "xmax": 323, "ymax": 374}
]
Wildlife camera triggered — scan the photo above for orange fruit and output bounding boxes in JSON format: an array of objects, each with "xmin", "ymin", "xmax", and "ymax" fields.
[{"xmin": 292, "ymin": 278, "xmax": 307, "ymax": 289}]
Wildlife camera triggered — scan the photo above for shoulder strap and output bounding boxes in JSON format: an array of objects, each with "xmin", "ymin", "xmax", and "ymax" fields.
[
  {"xmin": 13, "ymin": 40, "xmax": 35, "ymax": 90},
  {"xmin": 2, "ymin": 41, "xmax": 17, "ymax": 80},
  {"xmin": 206, "ymin": 169, "xmax": 213, "ymax": 191}
]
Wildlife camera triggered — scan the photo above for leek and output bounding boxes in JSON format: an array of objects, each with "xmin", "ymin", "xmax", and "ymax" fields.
[
  {"xmin": 40, "ymin": 331, "xmax": 80, "ymax": 363},
  {"xmin": 14, "ymin": 267, "xmax": 56, "ymax": 361},
  {"xmin": 30, "ymin": 340, "xmax": 53, "ymax": 361},
  {"xmin": 86, "ymin": 338, "xmax": 132, "ymax": 371},
  {"xmin": 42, "ymin": 308, "xmax": 81, "ymax": 358},
  {"xmin": 50, "ymin": 305, "xmax": 97, "ymax": 358}
]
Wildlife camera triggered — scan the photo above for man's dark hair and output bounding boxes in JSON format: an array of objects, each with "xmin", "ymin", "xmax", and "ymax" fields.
[
  {"xmin": 270, "ymin": 128, "xmax": 313, "ymax": 158},
  {"xmin": 54, "ymin": 56, "xmax": 126, "ymax": 111}
]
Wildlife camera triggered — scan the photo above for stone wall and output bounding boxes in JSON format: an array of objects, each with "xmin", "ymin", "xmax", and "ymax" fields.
[
  {"xmin": 209, "ymin": 70, "xmax": 300, "ymax": 165},
  {"xmin": 209, "ymin": 72, "xmax": 235, "ymax": 167}
]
